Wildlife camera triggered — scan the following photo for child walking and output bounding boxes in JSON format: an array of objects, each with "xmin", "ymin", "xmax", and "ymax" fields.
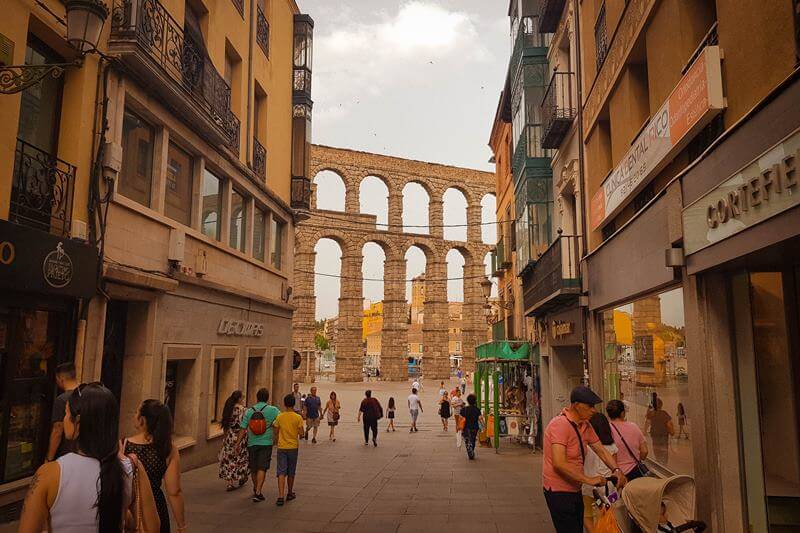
[
  {"xmin": 272, "ymin": 393, "xmax": 305, "ymax": 506},
  {"xmin": 386, "ymin": 397, "xmax": 396, "ymax": 432}
]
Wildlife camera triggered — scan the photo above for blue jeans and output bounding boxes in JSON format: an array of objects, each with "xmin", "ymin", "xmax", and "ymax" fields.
[{"xmin": 463, "ymin": 428, "xmax": 477, "ymax": 458}]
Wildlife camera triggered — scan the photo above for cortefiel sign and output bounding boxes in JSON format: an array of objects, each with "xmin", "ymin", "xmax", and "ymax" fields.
[
  {"xmin": 591, "ymin": 46, "xmax": 725, "ymax": 231},
  {"xmin": 682, "ymin": 128, "xmax": 800, "ymax": 255}
]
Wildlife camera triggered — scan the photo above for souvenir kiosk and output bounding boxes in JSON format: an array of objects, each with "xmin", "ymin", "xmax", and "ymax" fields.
[{"xmin": 474, "ymin": 341, "xmax": 541, "ymax": 451}]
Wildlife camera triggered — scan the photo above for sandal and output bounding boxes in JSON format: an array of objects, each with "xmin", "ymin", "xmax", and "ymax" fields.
[
  {"xmin": 287, "ymin": 492, "xmax": 296, "ymax": 501},
  {"xmin": 276, "ymin": 497, "xmax": 285, "ymax": 506}
]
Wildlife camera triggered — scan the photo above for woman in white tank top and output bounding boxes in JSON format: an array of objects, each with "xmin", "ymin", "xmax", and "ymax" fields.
[{"xmin": 18, "ymin": 383, "xmax": 159, "ymax": 532}]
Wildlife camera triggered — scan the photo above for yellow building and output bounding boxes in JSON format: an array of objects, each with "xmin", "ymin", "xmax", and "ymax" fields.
[
  {"xmin": 0, "ymin": 0, "xmax": 313, "ymax": 503},
  {"xmin": 362, "ymin": 301, "xmax": 383, "ymax": 340}
]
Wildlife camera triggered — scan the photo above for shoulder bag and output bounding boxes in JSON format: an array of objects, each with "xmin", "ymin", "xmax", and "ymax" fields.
[
  {"xmin": 611, "ymin": 422, "xmax": 651, "ymax": 478},
  {"xmin": 562, "ymin": 414, "xmax": 586, "ymax": 464}
]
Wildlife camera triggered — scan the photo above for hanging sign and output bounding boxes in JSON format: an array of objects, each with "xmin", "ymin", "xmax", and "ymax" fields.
[{"xmin": 591, "ymin": 46, "xmax": 725, "ymax": 231}]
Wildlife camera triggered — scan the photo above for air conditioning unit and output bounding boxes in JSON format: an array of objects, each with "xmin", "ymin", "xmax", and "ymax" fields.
[
  {"xmin": 71, "ymin": 219, "xmax": 88, "ymax": 241},
  {"xmin": 195, "ymin": 249, "xmax": 208, "ymax": 276},
  {"xmin": 168, "ymin": 229, "xmax": 185, "ymax": 263}
]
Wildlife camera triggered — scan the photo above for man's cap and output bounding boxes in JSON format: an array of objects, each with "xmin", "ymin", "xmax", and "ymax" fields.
[{"xmin": 570, "ymin": 385, "xmax": 603, "ymax": 405}]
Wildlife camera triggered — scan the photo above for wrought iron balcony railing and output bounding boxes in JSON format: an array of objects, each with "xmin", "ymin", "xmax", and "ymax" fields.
[
  {"xmin": 256, "ymin": 4, "xmax": 269, "ymax": 58},
  {"xmin": 595, "ymin": 3, "xmax": 609, "ymax": 70},
  {"xmin": 511, "ymin": 16, "xmax": 551, "ymax": 74},
  {"xmin": 522, "ymin": 232, "xmax": 580, "ymax": 316},
  {"xmin": 252, "ymin": 137, "xmax": 266, "ymax": 181},
  {"xmin": 110, "ymin": 0, "xmax": 240, "ymax": 153},
  {"xmin": 230, "ymin": 0, "xmax": 243, "ymax": 17},
  {"xmin": 291, "ymin": 176, "xmax": 311, "ymax": 210},
  {"xmin": 541, "ymin": 71, "xmax": 576, "ymax": 149},
  {"xmin": 11, "ymin": 139, "xmax": 75, "ymax": 237},
  {"xmin": 539, "ymin": 0, "xmax": 567, "ymax": 33}
]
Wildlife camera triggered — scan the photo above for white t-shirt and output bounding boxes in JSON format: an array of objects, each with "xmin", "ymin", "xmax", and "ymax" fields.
[
  {"xmin": 438, "ymin": 388, "xmax": 447, "ymax": 398},
  {"xmin": 408, "ymin": 394, "xmax": 421, "ymax": 411},
  {"xmin": 582, "ymin": 442, "xmax": 618, "ymax": 497},
  {"xmin": 412, "ymin": 381, "xmax": 421, "ymax": 391}
]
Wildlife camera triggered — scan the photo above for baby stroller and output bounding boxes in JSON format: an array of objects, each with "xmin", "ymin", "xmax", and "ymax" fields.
[{"xmin": 613, "ymin": 475, "xmax": 706, "ymax": 532}]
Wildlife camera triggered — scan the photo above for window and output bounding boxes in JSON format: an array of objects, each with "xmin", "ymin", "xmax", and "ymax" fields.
[
  {"xmin": 201, "ymin": 170, "xmax": 221, "ymax": 240},
  {"xmin": 601, "ymin": 287, "xmax": 692, "ymax": 476},
  {"xmin": 120, "ymin": 109, "xmax": 154, "ymax": 207},
  {"xmin": 253, "ymin": 207, "xmax": 266, "ymax": 261},
  {"xmin": 229, "ymin": 189, "xmax": 247, "ymax": 251},
  {"xmin": 165, "ymin": 143, "xmax": 193, "ymax": 225},
  {"xmin": 595, "ymin": 3, "xmax": 609, "ymax": 70},
  {"xmin": 270, "ymin": 217, "xmax": 284, "ymax": 269}
]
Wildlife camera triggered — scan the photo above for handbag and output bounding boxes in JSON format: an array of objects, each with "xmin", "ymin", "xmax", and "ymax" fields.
[
  {"xmin": 611, "ymin": 422, "xmax": 651, "ymax": 477},
  {"xmin": 125, "ymin": 456, "xmax": 144, "ymax": 533},
  {"xmin": 456, "ymin": 415, "xmax": 466, "ymax": 431}
]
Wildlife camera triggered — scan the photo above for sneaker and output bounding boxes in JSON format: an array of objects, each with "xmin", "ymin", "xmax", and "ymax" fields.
[
  {"xmin": 256, "ymin": 493, "xmax": 265, "ymax": 501},
  {"xmin": 312, "ymin": 438, "xmax": 317, "ymax": 444}
]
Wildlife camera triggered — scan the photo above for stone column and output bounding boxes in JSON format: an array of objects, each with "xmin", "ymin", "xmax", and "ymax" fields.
[
  {"xmin": 387, "ymin": 192, "xmax": 403, "ymax": 233},
  {"xmin": 381, "ymin": 256, "xmax": 408, "ymax": 381},
  {"xmin": 423, "ymin": 258, "xmax": 450, "ymax": 380},
  {"xmin": 466, "ymin": 204, "xmax": 482, "ymax": 243},
  {"xmin": 336, "ymin": 251, "xmax": 364, "ymax": 382},
  {"xmin": 344, "ymin": 178, "xmax": 360, "ymax": 214},
  {"xmin": 292, "ymin": 247, "xmax": 317, "ymax": 383},
  {"xmin": 460, "ymin": 260, "xmax": 486, "ymax": 373},
  {"xmin": 429, "ymin": 199, "xmax": 444, "ymax": 239}
]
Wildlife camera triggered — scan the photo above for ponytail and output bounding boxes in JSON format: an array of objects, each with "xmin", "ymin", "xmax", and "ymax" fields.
[
  {"xmin": 68, "ymin": 383, "xmax": 126, "ymax": 531},
  {"xmin": 139, "ymin": 399, "xmax": 174, "ymax": 461}
]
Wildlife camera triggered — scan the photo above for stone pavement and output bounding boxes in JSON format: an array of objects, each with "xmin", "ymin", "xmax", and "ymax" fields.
[{"xmin": 1, "ymin": 379, "xmax": 556, "ymax": 533}]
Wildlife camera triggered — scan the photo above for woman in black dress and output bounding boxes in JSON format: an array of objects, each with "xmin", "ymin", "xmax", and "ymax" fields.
[
  {"xmin": 125, "ymin": 399, "xmax": 187, "ymax": 533},
  {"xmin": 439, "ymin": 390, "xmax": 452, "ymax": 431}
]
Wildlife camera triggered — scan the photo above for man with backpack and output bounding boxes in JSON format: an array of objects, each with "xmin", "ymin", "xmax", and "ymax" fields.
[
  {"xmin": 357, "ymin": 390, "xmax": 383, "ymax": 447},
  {"xmin": 238, "ymin": 388, "xmax": 280, "ymax": 502}
]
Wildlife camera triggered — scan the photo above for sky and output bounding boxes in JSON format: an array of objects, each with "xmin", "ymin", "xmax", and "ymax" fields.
[{"xmin": 302, "ymin": 0, "xmax": 509, "ymax": 319}]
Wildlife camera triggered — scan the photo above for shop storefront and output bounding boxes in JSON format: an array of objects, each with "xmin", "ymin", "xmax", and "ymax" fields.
[
  {"xmin": 0, "ymin": 219, "xmax": 97, "ymax": 505},
  {"xmin": 680, "ymin": 75, "xmax": 800, "ymax": 531},
  {"xmin": 537, "ymin": 307, "xmax": 585, "ymax": 428}
]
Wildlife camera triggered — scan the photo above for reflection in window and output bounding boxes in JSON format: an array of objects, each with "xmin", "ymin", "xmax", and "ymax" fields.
[
  {"xmin": 253, "ymin": 208, "xmax": 266, "ymax": 261},
  {"xmin": 230, "ymin": 190, "xmax": 246, "ymax": 252},
  {"xmin": 165, "ymin": 143, "xmax": 193, "ymax": 225},
  {"xmin": 120, "ymin": 109, "xmax": 154, "ymax": 207},
  {"xmin": 201, "ymin": 170, "xmax": 221, "ymax": 240},
  {"xmin": 601, "ymin": 287, "xmax": 692, "ymax": 475},
  {"xmin": 270, "ymin": 217, "xmax": 284, "ymax": 269}
]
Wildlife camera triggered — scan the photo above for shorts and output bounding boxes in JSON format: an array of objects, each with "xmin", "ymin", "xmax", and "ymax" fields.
[
  {"xmin": 248, "ymin": 445, "xmax": 272, "ymax": 472},
  {"xmin": 276, "ymin": 448, "xmax": 299, "ymax": 477},
  {"xmin": 306, "ymin": 417, "xmax": 320, "ymax": 428},
  {"xmin": 410, "ymin": 409, "xmax": 419, "ymax": 423}
]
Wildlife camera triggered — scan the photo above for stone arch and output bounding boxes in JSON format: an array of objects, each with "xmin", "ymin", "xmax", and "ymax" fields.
[
  {"xmin": 443, "ymin": 188, "xmax": 469, "ymax": 242},
  {"xmin": 312, "ymin": 169, "xmax": 347, "ymax": 212},
  {"xmin": 358, "ymin": 176, "xmax": 390, "ymax": 230}
]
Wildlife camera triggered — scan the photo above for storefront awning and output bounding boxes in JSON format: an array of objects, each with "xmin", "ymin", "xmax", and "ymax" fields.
[{"xmin": 476, "ymin": 341, "xmax": 530, "ymax": 361}]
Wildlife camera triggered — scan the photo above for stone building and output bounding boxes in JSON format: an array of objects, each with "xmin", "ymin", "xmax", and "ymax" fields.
[{"xmin": 292, "ymin": 144, "xmax": 495, "ymax": 382}]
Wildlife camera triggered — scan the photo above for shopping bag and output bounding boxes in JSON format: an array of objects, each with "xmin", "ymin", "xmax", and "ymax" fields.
[{"xmin": 594, "ymin": 505, "xmax": 620, "ymax": 533}]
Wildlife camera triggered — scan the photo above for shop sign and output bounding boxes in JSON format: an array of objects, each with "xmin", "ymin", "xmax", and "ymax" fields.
[
  {"xmin": 591, "ymin": 46, "xmax": 725, "ymax": 231},
  {"xmin": 551, "ymin": 321, "xmax": 574, "ymax": 339},
  {"xmin": 0, "ymin": 219, "xmax": 97, "ymax": 299},
  {"xmin": 217, "ymin": 318, "xmax": 264, "ymax": 337},
  {"xmin": 547, "ymin": 307, "xmax": 584, "ymax": 346},
  {"xmin": 683, "ymin": 128, "xmax": 800, "ymax": 255}
]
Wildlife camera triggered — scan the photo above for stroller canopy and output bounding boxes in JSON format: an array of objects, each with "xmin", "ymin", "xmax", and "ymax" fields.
[{"xmin": 621, "ymin": 475, "xmax": 696, "ymax": 532}]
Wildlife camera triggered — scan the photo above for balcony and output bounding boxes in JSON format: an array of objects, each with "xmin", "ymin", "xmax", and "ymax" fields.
[
  {"xmin": 541, "ymin": 71, "xmax": 576, "ymax": 149},
  {"xmin": 522, "ymin": 233, "xmax": 580, "ymax": 316},
  {"xmin": 252, "ymin": 137, "xmax": 266, "ymax": 181},
  {"xmin": 10, "ymin": 139, "xmax": 75, "ymax": 237},
  {"xmin": 491, "ymin": 240, "xmax": 511, "ymax": 277},
  {"xmin": 291, "ymin": 176, "xmax": 312, "ymax": 210},
  {"xmin": 513, "ymin": 124, "xmax": 554, "ymax": 187},
  {"xmin": 539, "ymin": 0, "xmax": 567, "ymax": 33},
  {"xmin": 110, "ymin": 0, "xmax": 240, "ymax": 154},
  {"xmin": 256, "ymin": 4, "xmax": 269, "ymax": 58},
  {"xmin": 511, "ymin": 16, "xmax": 551, "ymax": 74}
]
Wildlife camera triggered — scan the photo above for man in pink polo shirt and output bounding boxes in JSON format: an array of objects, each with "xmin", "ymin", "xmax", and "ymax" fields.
[{"xmin": 542, "ymin": 386, "xmax": 626, "ymax": 532}]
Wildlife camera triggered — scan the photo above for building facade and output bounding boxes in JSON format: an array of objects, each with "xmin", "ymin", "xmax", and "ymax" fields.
[
  {"xmin": 0, "ymin": 0, "xmax": 313, "ymax": 510},
  {"xmin": 574, "ymin": 0, "xmax": 800, "ymax": 529}
]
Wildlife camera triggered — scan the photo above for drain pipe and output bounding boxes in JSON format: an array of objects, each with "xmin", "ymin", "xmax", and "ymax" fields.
[{"xmin": 245, "ymin": 0, "xmax": 255, "ymax": 164}]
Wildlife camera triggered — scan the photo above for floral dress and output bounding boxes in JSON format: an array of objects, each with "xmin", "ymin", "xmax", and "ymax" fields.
[{"xmin": 218, "ymin": 404, "xmax": 249, "ymax": 486}]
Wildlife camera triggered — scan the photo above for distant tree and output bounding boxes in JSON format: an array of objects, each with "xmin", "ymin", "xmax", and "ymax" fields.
[{"xmin": 315, "ymin": 332, "xmax": 330, "ymax": 351}]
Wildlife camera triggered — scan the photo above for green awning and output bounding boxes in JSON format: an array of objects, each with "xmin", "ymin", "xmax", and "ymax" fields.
[{"xmin": 476, "ymin": 341, "xmax": 530, "ymax": 361}]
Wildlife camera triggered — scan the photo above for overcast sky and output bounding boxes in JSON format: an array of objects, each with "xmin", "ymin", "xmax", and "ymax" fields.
[{"xmin": 304, "ymin": 0, "xmax": 508, "ymax": 319}]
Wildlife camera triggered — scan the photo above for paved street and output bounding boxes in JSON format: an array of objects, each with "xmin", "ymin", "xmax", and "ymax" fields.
[{"xmin": 1, "ymin": 379, "xmax": 555, "ymax": 533}]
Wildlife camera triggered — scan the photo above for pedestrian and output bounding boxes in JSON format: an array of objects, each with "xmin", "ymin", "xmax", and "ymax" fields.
[
  {"xmin": 272, "ymin": 394, "xmax": 305, "ymax": 506},
  {"xmin": 386, "ymin": 397, "xmax": 397, "ymax": 432},
  {"xmin": 218, "ymin": 390, "xmax": 249, "ymax": 490},
  {"xmin": 237, "ymin": 388, "xmax": 280, "ymax": 503},
  {"xmin": 412, "ymin": 378, "xmax": 422, "ymax": 391},
  {"xmin": 124, "ymin": 399, "xmax": 187, "ymax": 533},
  {"xmin": 460, "ymin": 393, "xmax": 483, "ymax": 460},
  {"xmin": 676, "ymin": 402, "xmax": 688, "ymax": 439},
  {"xmin": 450, "ymin": 388, "xmax": 465, "ymax": 448},
  {"xmin": 581, "ymin": 413, "xmax": 618, "ymax": 532},
  {"xmin": 542, "ymin": 386, "xmax": 627, "ymax": 533},
  {"xmin": 606, "ymin": 399, "xmax": 649, "ymax": 481},
  {"xmin": 292, "ymin": 383, "xmax": 303, "ymax": 415},
  {"xmin": 322, "ymin": 391, "xmax": 341, "ymax": 442},
  {"xmin": 457, "ymin": 368, "xmax": 463, "ymax": 381},
  {"xmin": 303, "ymin": 386, "xmax": 322, "ymax": 443},
  {"xmin": 358, "ymin": 390, "xmax": 383, "ymax": 446},
  {"xmin": 646, "ymin": 398, "xmax": 674, "ymax": 464},
  {"xmin": 407, "ymin": 387, "xmax": 423, "ymax": 432},
  {"xmin": 438, "ymin": 381, "xmax": 447, "ymax": 399},
  {"xmin": 439, "ymin": 390, "xmax": 451, "ymax": 431},
  {"xmin": 460, "ymin": 375, "xmax": 467, "ymax": 395},
  {"xmin": 46, "ymin": 363, "xmax": 79, "ymax": 462},
  {"xmin": 18, "ymin": 383, "xmax": 160, "ymax": 533}
]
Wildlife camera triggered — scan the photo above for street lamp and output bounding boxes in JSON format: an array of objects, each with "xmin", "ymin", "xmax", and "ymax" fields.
[{"xmin": 0, "ymin": 0, "xmax": 108, "ymax": 94}]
